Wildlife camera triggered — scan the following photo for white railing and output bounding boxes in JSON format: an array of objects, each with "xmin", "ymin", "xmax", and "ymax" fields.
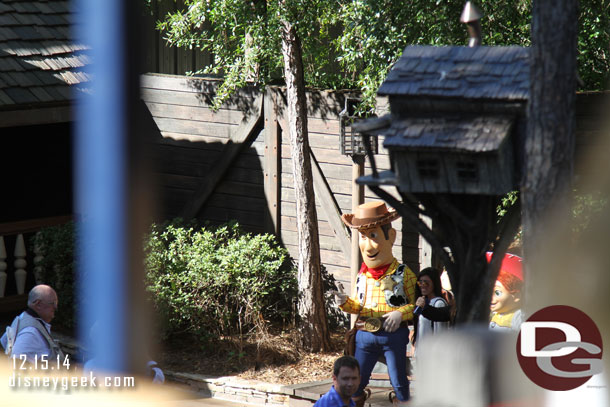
[
  {"xmin": 0, "ymin": 233, "xmax": 31, "ymax": 298},
  {"xmin": 0, "ymin": 216, "xmax": 70, "ymax": 307}
]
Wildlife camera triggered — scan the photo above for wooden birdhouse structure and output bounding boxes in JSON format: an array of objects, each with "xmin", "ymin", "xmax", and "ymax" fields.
[{"xmin": 355, "ymin": 45, "xmax": 529, "ymax": 195}]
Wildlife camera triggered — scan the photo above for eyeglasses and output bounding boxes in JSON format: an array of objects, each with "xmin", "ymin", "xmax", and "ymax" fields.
[{"xmin": 417, "ymin": 280, "xmax": 431, "ymax": 286}]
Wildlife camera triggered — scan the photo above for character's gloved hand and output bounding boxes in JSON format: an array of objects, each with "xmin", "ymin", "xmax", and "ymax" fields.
[
  {"xmin": 331, "ymin": 290, "xmax": 348, "ymax": 306},
  {"xmin": 382, "ymin": 310, "xmax": 403, "ymax": 332}
]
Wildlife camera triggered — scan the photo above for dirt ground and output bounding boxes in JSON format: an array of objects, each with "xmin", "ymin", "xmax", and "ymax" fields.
[{"xmin": 156, "ymin": 328, "xmax": 346, "ymax": 385}]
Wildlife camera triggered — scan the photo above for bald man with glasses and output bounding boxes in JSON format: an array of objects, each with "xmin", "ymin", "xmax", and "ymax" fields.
[{"xmin": 1, "ymin": 284, "xmax": 65, "ymax": 363}]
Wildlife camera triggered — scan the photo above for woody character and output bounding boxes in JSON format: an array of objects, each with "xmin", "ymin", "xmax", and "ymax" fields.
[
  {"xmin": 487, "ymin": 252, "xmax": 524, "ymax": 331},
  {"xmin": 334, "ymin": 201, "xmax": 417, "ymax": 407}
]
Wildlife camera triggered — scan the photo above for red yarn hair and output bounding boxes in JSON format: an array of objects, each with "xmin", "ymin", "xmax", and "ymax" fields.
[{"xmin": 497, "ymin": 270, "xmax": 523, "ymax": 295}]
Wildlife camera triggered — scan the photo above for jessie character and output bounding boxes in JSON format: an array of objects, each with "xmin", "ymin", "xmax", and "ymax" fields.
[
  {"xmin": 486, "ymin": 252, "xmax": 524, "ymax": 331},
  {"xmin": 333, "ymin": 201, "xmax": 417, "ymax": 407}
]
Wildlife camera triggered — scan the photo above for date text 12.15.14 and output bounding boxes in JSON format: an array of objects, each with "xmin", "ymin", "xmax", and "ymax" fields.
[{"xmin": 12, "ymin": 354, "xmax": 70, "ymax": 371}]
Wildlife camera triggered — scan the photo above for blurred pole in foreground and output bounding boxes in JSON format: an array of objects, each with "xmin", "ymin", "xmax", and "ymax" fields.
[
  {"xmin": 74, "ymin": 0, "xmax": 149, "ymax": 374},
  {"xmin": 416, "ymin": 327, "xmax": 539, "ymax": 407}
]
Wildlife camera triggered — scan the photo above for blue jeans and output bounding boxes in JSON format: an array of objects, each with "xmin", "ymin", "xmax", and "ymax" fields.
[{"xmin": 353, "ymin": 326, "xmax": 410, "ymax": 401}]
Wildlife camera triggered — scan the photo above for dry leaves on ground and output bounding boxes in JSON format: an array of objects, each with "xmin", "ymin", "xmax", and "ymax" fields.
[{"xmin": 157, "ymin": 328, "xmax": 345, "ymax": 385}]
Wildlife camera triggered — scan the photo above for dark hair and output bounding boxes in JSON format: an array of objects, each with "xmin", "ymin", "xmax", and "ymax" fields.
[
  {"xmin": 333, "ymin": 355, "xmax": 360, "ymax": 377},
  {"xmin": 418, "ymin": 267, "xmax": 443, "ymax": 298},
  {"xmin": 380, "ymin": 223, "xmax": 391, "ymax": 240}
]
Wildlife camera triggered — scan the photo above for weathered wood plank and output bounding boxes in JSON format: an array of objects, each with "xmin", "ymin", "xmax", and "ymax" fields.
[
  {"xmin": 281, "ymin": 186, "xmax": 352, "ymax": 212},
  {"xmin": 207, "ymin": 192, "xmax": 267, "ymax": 213},
  {"xmin": 154, "ymin": 131, "xmax": 266, "ymax": 157},
  {"xmin": 153, "ymin": 132, "xmax": 229, "ymax": 149},
  {"xmin": 282, "ymin": 229, "xmax": 345, "ymax": 253},
  {"xmin": 306, "ymin": 117, "xmax": 341, "ymax": 134},
  {"xmin": 145, "ymin": 101, "xmax": 247, "ymax": 125},
  {"xmin": 282, "ymin": 172, "xmax": 352, "ymax": 195},
  {"xmin": 152, "ymin": 116, "xmax": 235, "ymax": 139},
  {"xmin": 157, "ymin": 2, "xmax": 176, "ymax": 74},
  {"xmin": 151, "ymin": 145, "xmax": 263, "ymax": 174},
  {"xmin": 152, "ymin": 158, "xmax": 264, "ymax": 187},
  {"xmin": 199, "ymin": 207, "xmax": 266, "ymax": 231},
  {"xmin": 175, "ymin": 0, "xmax": 195, "ymax": 74},
  {"xmin": 319, "ymin": 248, "xmax": 347, "ymax": 268},
  {"xmin": 282, "ymin": 144, "xmax": 392, "ymax": 168},
  {"xmin": 155, "ymin": 173, "xmax": 265, "ymax": 199},
  {"xmin": 141, "ymin": 73, "xmax": 222, "ymax": 93},
  {"xmin": 281, "ymin": 215, "xmax": 336, "ymax": 237},
  {"xmin": 310, "ymin": 149, "xmax": 352, "ymax": 264},
  {"xmin": 141, "ymin": 77, "xmax": 259, "ymax": 109},
  {"xmin": 183, "ymin": 94, "xmax": 264, "ymax": 218},
  {"xmin": 0, "ymin": 105, "xmax": 71, "ymax": 128}
]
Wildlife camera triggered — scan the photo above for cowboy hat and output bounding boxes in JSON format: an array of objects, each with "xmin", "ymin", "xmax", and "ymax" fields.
[{"xmin": 341, "ymin": 201, "xmax": 400, "ymax": 230}]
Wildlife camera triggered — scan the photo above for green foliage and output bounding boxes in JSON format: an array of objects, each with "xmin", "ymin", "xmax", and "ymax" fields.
[
  {"xmin": 496, "ymin": 189, "xmax": 610, "ymax": 246},
  {"xmin": 572, "ymin": 189, "xmax": 609, "ymax": 238},
  {"xmin": 31, "ymin": 222, "xmax": 77, "ymax": 330},
  {"xmin": 154, "ymin": 0, "xmax": 609, "ymax": 115},
  {"xmin": 497, "ymin": 190, "xmax": 519, "ymax": 219},
  {"xmin": 144, "ymin": 220, "xmax": 299, "ymax": 341},
  {"xmin": 495, "ymin": 190, "xmax": 522, "ymax": 247},
  {"xmin": 577, "ymin": 0, "xmax": 610, "ymax": 91},
  {"xmin": 155, "ymin": 0, "xmax": 342, "ymax": 109},
  {"xmin": 319, "ymin": 265, "xmax": 349, "ymax": 329}
]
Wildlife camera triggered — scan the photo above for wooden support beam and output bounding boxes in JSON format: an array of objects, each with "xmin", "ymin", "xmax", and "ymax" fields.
[
  {"xmin": 0, "ymin": 215, "xmax": 72, "ymax": 236},
  {"xmin": 264, "ymin": 89, "xmax": 281, "ymax": 235},
  {"xmin": 310, "ymin": 150, "xmax": 352, "ymax": 265},
  {"xmin": 182, "ymin": 94, "xmax": 263, "ymax": 219},
  {"xmin": 0, "ymin": 105, "xmax": 72, "ymax": 128},
  {"xmin": 275, "ymin": 92, "xmax": 352, "ymax": 265}
]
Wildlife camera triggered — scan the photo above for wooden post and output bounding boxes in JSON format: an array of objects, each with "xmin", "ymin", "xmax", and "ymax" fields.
[
  {"xmin": 350, "ymin": 155, "xmax": 364, "ymax": 326},
  {"xmin": 419, "ymin": 213, "xmax": 433, "ymax": 269},
  {"xmin": 264, "ymin": 89, "xmax": 281, "ymax": 235}
]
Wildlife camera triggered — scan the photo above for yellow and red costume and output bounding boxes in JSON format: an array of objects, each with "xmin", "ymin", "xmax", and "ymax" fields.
[
  {"xmin": 340, "ymin": 259, "xmax": 417, "ymax": 321},
  {"xmin": 339, "ymin": 201, "xmax": 417, "ymax": 404}
]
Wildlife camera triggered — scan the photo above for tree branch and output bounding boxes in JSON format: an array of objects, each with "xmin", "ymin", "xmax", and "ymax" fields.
[{"xmin": 435, "ymin": 194, "xmax": 478, "ymax": 230}]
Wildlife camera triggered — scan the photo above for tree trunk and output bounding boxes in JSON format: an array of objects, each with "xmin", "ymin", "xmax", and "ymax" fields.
[
  {"xmin": 523, "ymin": 0, "xmax": 578, "ymax": 312},
  {"xmin": 280, "ymin": 19, "xmax": 331, "ymax": 352}
]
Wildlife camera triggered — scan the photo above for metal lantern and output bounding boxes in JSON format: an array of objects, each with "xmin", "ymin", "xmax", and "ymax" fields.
[{"xmin": 339, "ymin": 97, "xmax": 378, "ymax": 156}]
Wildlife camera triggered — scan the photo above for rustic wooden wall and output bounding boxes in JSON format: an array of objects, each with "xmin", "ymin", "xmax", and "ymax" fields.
[
  {"xmin": 140, "ymin": 73, "xmax": 423, "ymax": 294},
  {"xmin": 142, "ymin": 0, "xmax": 212, "ymax": 76},
  {"xmin": 140, "ymin": 74, "xmax": 266, "ymax": 232}
]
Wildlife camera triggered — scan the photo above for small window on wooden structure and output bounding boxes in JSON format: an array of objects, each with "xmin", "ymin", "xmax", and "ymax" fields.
[
  {"xmin": 457, "ymin": 161, "xmax": 478, "ymax": 182},
  {"xmin": 417, "ymin": 159, "xmax": 439, "ymax": 178}
]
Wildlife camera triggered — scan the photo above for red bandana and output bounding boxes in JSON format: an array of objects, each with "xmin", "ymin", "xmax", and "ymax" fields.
[{"xmin": 360, "ymin": 262, "xmax": 392, "ymax": 280}]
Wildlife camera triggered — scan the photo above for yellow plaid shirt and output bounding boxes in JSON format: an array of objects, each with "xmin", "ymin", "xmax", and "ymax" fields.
[{"xmin": 340, "ymin": 259, "xmax": 417, "ymax": 321}]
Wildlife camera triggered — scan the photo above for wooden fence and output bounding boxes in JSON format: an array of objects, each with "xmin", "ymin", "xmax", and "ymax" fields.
[
  {"xmin": 140, "ymin": 73, "xmax": 424, "ymax": 293},
  {"xmin": 142, "ymin": 0, "xmax": 212, "ymax": 76}
]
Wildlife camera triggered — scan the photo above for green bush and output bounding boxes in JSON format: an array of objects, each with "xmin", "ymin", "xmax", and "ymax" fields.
[
  {"xmin": 31, "ymin": 222, "xmax": 77, "ymax": 330},
  {"xmin": 144, "ymin": 220, "xmax": 299, "ymax": 340}
]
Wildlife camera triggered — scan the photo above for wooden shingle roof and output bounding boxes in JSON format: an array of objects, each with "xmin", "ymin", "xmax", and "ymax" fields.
[
  {"xmin": 379, "ymin": 45, "xmax": 529, "ymax": 101},
  {"xmin": 382, "ymin": 115, "xmax": 514, "ymax": 153},
  {"xmin": 0, "ymin": 0, "xmax": 91, "ymax": 108}
]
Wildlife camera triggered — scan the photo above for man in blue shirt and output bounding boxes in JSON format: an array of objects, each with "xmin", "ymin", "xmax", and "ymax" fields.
[{"xmin": 314, "ymin": 356, "xmax": 360, "ymax": 407}]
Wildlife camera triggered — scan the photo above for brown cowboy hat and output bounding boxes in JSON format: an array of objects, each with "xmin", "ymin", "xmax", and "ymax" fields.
[{"xmin": 341, "ymin": 201, "xmax": 400, "ymax": 230}]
